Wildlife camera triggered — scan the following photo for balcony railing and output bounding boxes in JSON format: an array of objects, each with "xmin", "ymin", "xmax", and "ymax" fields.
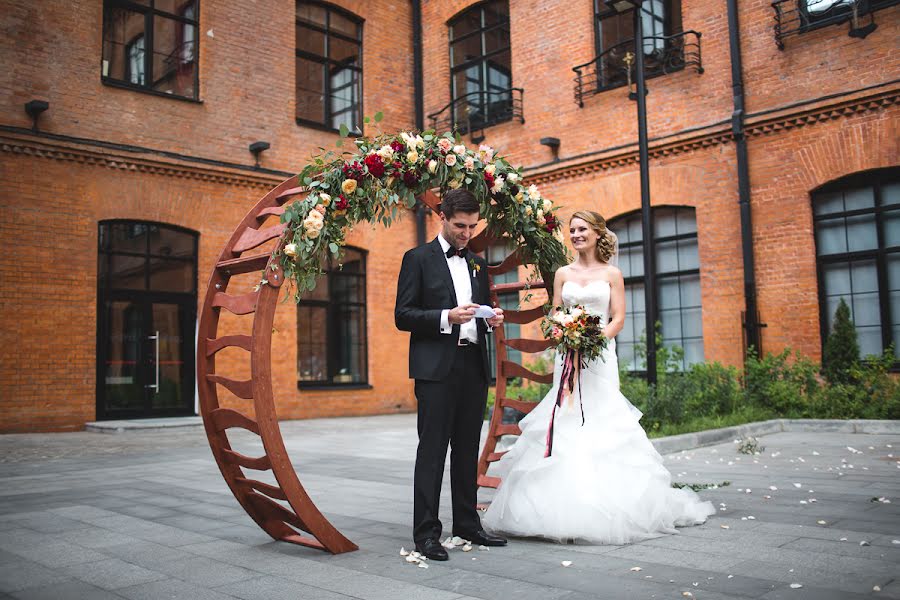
[
  {"xmin": 573, "ymin": 30, "xmax": 703, "ymax": 107},
  {"xmin": 427, "ymin": 88, "xmax": 524, "ymax": 139},
  {"xmin": 772, "ymin": 0, "xmax": 896, "ymax": 49}
]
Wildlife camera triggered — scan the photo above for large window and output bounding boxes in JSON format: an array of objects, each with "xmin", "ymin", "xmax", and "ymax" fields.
[
  {"xmin": 297, "ymin": 248, "xmax": 368, "ymax": 387},
  {"xmin": 448, "ymin": 1, "xmax": 513, "ymax": 132},
  {"xmin": 609, "ymin": 207, "xmax": 703, "ymax": 371},
  {"xmin": 102, "ymin": 0, "xmax": 199, "ymax": 100},
  {"xmin": 295, "ymin": 2, "xmax": 363, "ymax": 132},
  {"xmin": 814, "ymin": 169, "xmax": 900, "ymax": 363}
]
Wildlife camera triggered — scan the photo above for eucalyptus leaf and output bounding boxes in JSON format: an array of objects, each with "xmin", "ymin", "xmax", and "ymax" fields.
[
  {"xmin": 374, "ymin": 111, "xmax": 384, "ymax": 122},
  {"xmin": 339, "ymin": 123, "xmax": 350, "ymax": 138}
]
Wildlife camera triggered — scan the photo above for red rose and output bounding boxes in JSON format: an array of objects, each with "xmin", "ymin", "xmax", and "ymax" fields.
[
  {"xmin": 484, "ymin": 171, "xmax": 495, "ymax": 187},
  {"xmin": 390, "ymin": 140, "xmax": 405, "ymax": 153},
  {"xmin": 335, "ymin": 195, "xmax": 350, "ymax": 211},
  {"xmin": 402, "ymin": 170, "xmax": 419, "ymax": 187},
  {"xmin": 392, "ymin": 161, "xmax": 403, "ymax": 172},
  {"xmin": 544, "ymin": 213, "xmax": 557, "ymax": 233},
  {"xmin": 342, "ymin": 161, "xmax": 365, "ymax": 182},
  {"xmin": 364, "ymin": 154, "xmax": 385, "ymax": 178}
]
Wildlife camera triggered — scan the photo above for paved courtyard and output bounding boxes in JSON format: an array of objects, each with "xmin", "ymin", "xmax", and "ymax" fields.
[{"xmin": 0, "ymin": 414, "xmax": 897, "ymax": 600}]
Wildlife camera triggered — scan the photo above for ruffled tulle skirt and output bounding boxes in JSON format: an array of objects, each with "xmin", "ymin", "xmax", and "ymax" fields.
[{"xmin": 482, "ymin": 351, "xmax": 715, "ymax": 545}]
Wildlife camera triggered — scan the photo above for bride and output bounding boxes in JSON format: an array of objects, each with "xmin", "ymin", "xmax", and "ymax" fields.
[{"xmin": 482, "ymin": 210, "xmax": 715, "ymax": 544}]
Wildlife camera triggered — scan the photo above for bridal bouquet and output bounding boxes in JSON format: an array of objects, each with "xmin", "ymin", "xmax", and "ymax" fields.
[
  {"xmin": 540, "ymin": 305, "xmax": 609, "ymax": 457},
  {"xmin": 540, "ymin": 304, "xmax": 609, "ymax": 363}
]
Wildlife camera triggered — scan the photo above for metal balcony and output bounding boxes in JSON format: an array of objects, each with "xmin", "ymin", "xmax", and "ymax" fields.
[
  {"xmin": 427, "ymin": 88, "xmax": 524, "ymax": 139},
  {"xmin": 573, "ymin": 30, "xmax": 703, "ymax": 107},
  {"xmin": 772, "ymin": 0, "xmax": 895, "ymax": 50}
]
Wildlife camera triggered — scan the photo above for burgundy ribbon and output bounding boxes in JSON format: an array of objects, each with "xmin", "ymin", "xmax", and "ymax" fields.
[{"xmin": 544, "ymin": 349, "xmax": 585, "ymax": 457}]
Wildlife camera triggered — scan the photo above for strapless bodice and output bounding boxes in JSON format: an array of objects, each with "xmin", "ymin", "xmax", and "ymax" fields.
[{"xmin": 561, "ymin": 280, "xmax": 610, "ymax": 321}]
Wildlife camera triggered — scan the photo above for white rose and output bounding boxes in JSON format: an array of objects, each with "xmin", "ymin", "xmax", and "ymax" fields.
[
  {"xmin": 427, "ymin": 159, "xmax": 438, "ymax": 174},
  {"xmin": 453, "ymin": 144, "xmax": 467, "ymax": 155},
  {"xmin": 485, "ymin": 164, "xmax": 496, "ymax": 175},
  {"xmin": 507, "ymin": 172, "xmax": 519, "ymax": 183},
  {"xmin": 306, "ymin": 228, "xmax": 320, "ymax": 239},
  {"xmin": 319, "ymin": 192, "xmax": 331, "ymax": 205},
  {"xmin": 415, "ymin": 135, "xmax": 425, "ymax": 149},
  {"xmin": 377, "ymin": 145, "xmax": 394, "ymax": 160},
  {"xmin": 542, "ymin": 199, "xmax": 552, "ymax": 212},
  {"xmin": 525, "ymin": 205, "xmax": 533, "ymax": 216},
  {"xmin": 400, "ymin": 132, "xmax": 415, "ymax": 147},
  {"xmin": 528, "ymin": 184, "xmax": 541, "ymax": 200},
  {"xmin": 569, "ymin": 307, "xmax": 583, "ymax": 319},
  {"xmin": 283, "ymin": 243, "xmax": 298, "ymax": 257},
  {"xmin": 445, "ymin": 153, "xmax": 457, "ymax": 167},
  {"xmin": 490, "ymin": 176, "xmax": 505, "ymax": 194},
  {"xmin": 407, "ymin": 150, "xmax": 419, "ymax": 164},
  {"xmin": 464, "ymin": 157, "xmax": 475, "ymax": 171}
]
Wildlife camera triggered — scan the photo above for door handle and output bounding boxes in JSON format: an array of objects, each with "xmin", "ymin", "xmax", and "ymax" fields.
[{"xmin": 146, "ymin": 331, "xmax": 159, "ymax": 393}]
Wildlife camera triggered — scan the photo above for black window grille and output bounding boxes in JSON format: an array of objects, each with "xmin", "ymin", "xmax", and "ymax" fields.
[
  {"xmin": 102, "ymin": 0, "xmax": 199, "ymax": 100},
  {"xmin": 98, "ymin": 221, "xmax": 198, "ymax": 294},
  {"xmin": 447, "ymin": 1, "xmax": 514, "ymax": 132},
  {"xmin": 297, "ymin": 248, "xmax": 368, "ymax": 387},
  {"xmin": 295, "ymin": 2, "xmax": 363, "ymax": 132},
  {"xmin": 608, "ymin": 206, "xmax": 703, "ymax": 371},
  {"xmin": 813, "ymin": 168, "xmax": 900, "ymax": 365}
]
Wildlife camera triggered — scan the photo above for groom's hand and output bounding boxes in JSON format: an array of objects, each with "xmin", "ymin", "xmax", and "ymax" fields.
[
  {"xmin": 487, "ymin": 308, "xmax": 504, "ymax": 327},
  {"xmin": 449, "ymin": 303, "xmax": 480, "ymax": 324}
]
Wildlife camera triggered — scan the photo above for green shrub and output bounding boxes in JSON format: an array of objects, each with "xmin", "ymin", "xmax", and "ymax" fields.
[
  {"xmin": 743, "ymin": 348, "xmax": 820, "ymax": 416},
  {"xmin": 823, "ymin": 298, "xmax": 861, "ymax": 385}
]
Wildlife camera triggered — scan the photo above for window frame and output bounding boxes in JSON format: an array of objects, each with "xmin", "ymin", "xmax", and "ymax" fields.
[
  {"xmin": 812, "ymin": 168, "xmax": 900, "ymax": 368},
  {"xmin": 798, "ymin": 0, "xmax": 900, "ymax": 30},
  {"xmin": 101, "ymin": 0, "xmax": 201, "ymax": 102},
  {"xmin": 295, "ymin": 1, "xmax": 364, "ymax": 133},
  {"xmin": 297, "ymin": 247, "xmax": 370, "ymax": 389},
  {"xmin": 608, "ymin": 205, "xmax": 703, "ymax": 373},
  {"xmin": 447, "ymin": 0, "xmax": 513, "ymax": 133}
]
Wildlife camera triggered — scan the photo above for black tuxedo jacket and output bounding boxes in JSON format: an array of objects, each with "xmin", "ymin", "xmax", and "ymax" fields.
[{"xmin": 395, "ymin": 238, "xmax": 491, "ymax": 381}]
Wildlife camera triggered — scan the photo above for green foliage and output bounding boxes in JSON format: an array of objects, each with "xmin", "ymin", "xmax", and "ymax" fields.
[
  {"xmin": 743, "ymin": 348, "xmax": 821, "ymax": 415},
  {"xmin": 823, "ymin": 298, "xmax": 861, "ymax": 384}
]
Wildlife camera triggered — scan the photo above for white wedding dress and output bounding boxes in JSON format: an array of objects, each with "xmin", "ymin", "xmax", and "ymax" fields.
[{"xmin": 482, "ymin": 280, "xmax": 715, "ymax": 544}]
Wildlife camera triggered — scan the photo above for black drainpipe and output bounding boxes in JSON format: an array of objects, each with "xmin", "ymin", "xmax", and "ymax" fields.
[
  {"xmin": 726, "ymin": 0, "xmax": 762, "ymax": 357},
  {"xmin": 411, "ymin": 0, "xmax": 428, "ymax": 246}
]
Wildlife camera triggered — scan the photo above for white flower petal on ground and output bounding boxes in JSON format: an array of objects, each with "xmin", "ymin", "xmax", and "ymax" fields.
[
  {"xmin": 769, "ymin": 486, "xmax": 778, "ymax": 491},
  {"xmin": 682, "ymin": 592, "xmax": 694, "ymax": 598},
  {"xmin": 728, "ymin": 575, "xmax": 734, "ymax": 579},
  {"xmin": 462, "ymin": 544, "xmax": 473, "ymax": 552},
  {"xmin": 812, "ymin": 451, "xmax": 820, "ymax": 455},
  {"xmin": 800, "ymin": 500, "xmax": 808, "ymax": 505},
  {"xmin": 793, "ymin": 483, "xmax": 802, "ymax": 488},
  {"xmin": 417, "ymin": 562, "xmax": 429, "ymax": 569},
  {"xmin": 892, "ymin": 540, "xmax": 900, "ymax": 545},
  {"xmin": 405, "ymin": 555, "xmax": 420, "ymax": 563},
  {"xmin": 451, "ymin": 536, "xmax": 466, "ymax": 546},
  {"xmin": 790, "ymin": 583, "xmax": 803, "ymax": 589},
  {"xmin": 748, "ymin": 516, "xmax": 756, "ymax": 520},
  {"xmin": 860, "ymin": 541, "xmax": 870, "ymax": 546},
  {"xmin": 840, "ymin": 537, "xmax": 848, "ymax": 541},
  {"xmin": 721, "ymin": 524, "xmax": 730, "ymax": 529},
  {"xmin": 874, "ymin": 585, "xmax": 881, "ymax": 592},
  {"xmin": 561, "ymin": 561, "xmax": 573, "ymax": 567},
  {"xmin": 630, "ymin": 566, "xmax": 642, "ymax": 572},
  {"xmin": 817, "ymin": 520, "xmax": 827, "ymax": 525},
  {"xmin": 400, "ymin": 547, "xmax": 409, "ymax": 556},
  {"xmin": 478, "ymin": 545, "xmax": 489, "ymax": 551}
]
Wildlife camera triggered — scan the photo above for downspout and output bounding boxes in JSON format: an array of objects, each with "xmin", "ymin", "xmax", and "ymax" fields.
[
  {"xmin": 726, "ymin": 0, "xmax": 762, "ymax": 358},
  {"xmin": 411, "ymin": 0, "xmax": 428, "ymax": 246}
]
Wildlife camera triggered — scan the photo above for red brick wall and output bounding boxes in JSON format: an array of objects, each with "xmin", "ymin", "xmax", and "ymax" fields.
[{"xmin": 1, "ymin": 0, "xmax": 897, "ymax": 431}]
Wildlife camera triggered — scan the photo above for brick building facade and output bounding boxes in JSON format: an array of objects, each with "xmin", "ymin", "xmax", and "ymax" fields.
[{"xmin": 1, "ymin": 0, "xmax": 897, "ymax": 431}]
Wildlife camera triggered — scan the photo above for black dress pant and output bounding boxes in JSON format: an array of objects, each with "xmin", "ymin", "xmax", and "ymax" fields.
[{"xmin": 412, "ymin": 344, "xmax": 488, "ymax": 543}]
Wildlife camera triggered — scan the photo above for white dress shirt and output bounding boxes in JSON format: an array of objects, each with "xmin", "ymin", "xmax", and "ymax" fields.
[{"xmin": 437, "ymin": 234, "xmax": 478, "ymax": 344}]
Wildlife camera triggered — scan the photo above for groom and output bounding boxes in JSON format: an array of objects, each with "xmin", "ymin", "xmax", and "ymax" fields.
[{"xmin": 395, "ymin": 188, "xmax": 507, "ymax": 560}]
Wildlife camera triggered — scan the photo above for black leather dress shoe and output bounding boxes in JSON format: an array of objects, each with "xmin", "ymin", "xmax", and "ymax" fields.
[
  {"xmin": 454, "ymin": 529, "xmax": 507, "ymax": 546},
  {"xmin": 415, "ymin": 537, "xmax": 449, "ymax": 561}
]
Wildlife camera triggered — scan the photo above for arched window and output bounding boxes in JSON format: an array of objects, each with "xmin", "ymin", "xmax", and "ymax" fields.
[
  {"xmin": 297, "ymin": 248, "xmax": 368, "ymax": 387},
  {"xmin": 813, "ymin": 168, "xmax": 900, "ymax": 362},
  {"xmin": 608, "ymin": 206, "xmax": 702, "ymax": 371},
  {"xmin": 295, "ymin": 2, "xmax": 363, "ymax": 132},
  {"xmin": 448, "ymin": 1, "xmax": 512, "ymax": 132}
]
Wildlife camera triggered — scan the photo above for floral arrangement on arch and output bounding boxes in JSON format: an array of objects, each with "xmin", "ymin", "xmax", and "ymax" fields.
[{"xmin": 273, "ymin": 113, "xmax": 569, "ymax": 299}]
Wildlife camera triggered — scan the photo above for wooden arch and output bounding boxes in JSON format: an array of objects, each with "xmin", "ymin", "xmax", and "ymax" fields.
[{"xmin": 197, "ymin": 176, "xmax": 551, "ymax": 554}]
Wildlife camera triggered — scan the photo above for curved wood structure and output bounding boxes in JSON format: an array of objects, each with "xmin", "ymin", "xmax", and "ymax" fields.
[
  {"xmin": 197, "ymin": 176, "xmax": 357, "ymax": 554},
  {"xmin": 197, "ymin": 181, "xmax": 550, "ymax": 553}
]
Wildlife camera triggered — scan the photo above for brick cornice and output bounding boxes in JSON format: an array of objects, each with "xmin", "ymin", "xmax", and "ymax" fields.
[
  {"xmin": 525, "ymin": 85, "xmax": 900, "ymax": 186},
  {"xmin": 0, "ymin": 131, "xmax": 287, "ymax": 190}
]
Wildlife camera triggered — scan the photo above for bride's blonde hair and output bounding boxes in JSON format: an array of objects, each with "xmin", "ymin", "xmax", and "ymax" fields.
[{"xmin": 570, "ymin": 210, "xmax": 617, "ymax": 263}]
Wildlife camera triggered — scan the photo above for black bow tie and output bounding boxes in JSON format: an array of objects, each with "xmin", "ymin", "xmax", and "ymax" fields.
[{"xmin": 445, "ymin": 246, "xmax": 468, "ymax": 259}]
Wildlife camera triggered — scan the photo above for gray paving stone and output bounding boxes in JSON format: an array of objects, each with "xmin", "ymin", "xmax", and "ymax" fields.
[
  {"xmin": 99, "ymin": 541, "xmax": 194, "ymax": 568},
  {"xmin": 0, "ymin": 559, "xmax": 72, "ymax": 593},
  {"xmin": 116, "ymin": 578, "xmax": 239, "ymax": 600},
  {"xmin": 150, "ymin": 556, "xmax": 260, "ymax": 587},
  {"xmin": 9, "ymin": 580, "xmax": 124, "ymax": 600},
  {"xmin": 221, "ymin": 575, "xmax": 353, "ymax": 600},
  {"xmin": 61, "ymin": 558, "xmax": 167, "ymax": 590},
  {"xmin": 423, "ymin": 571, "xmax": 571, "ymax": 600}
]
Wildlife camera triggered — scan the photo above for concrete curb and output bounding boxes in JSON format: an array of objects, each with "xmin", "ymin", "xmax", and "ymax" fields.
[
  {"xmin": 650, "ymin": 418, "xmax": 900, "ymax": 454},
  {"xmin": 85, "ymin": 416, "xmax": 203, "ymax": 433}
]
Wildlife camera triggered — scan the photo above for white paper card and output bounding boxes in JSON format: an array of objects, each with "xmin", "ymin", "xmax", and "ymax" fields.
[{"xmin": 474, "ymin": 305, "xmax": 497, "ymax": 319}]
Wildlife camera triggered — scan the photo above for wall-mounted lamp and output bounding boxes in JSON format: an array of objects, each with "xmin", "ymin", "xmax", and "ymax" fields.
[
  {"xmin": 249, "ymin": 141, "xmax": 270, "ymax": 168},
  {"xmin": 540, "ymin": 137, "xmax": 561, "ymax": 161},
  {"xmin": 25, "ymin": 100, "xmax": 49, "ymax": 132}
]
